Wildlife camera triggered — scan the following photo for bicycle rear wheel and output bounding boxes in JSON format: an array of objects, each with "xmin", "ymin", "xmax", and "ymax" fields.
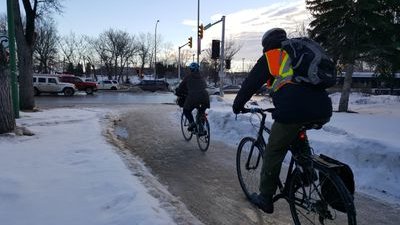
[
  {"xmin": 196, "ymin": 117, "xmax": 210, "ymax": 151},
  {"xmin": 180, "ymin": 113, "xmax": 193, "ymax": 141},
  {"xmin": 288, "ymin": 166, "xmax": 356, "ymax": 225},
  {"xmin": 236, "ymin": 137, "xmax": 264, "ymax": 200}
]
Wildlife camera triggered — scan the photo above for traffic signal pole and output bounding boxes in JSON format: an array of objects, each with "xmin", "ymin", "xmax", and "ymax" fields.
[
  {"xmin": 178, "ymin": 39, "xmax": 191, "ymax": 80},
  {"xmin": 219, "ymin": 16, "xmax": 226, "ymax": 97},
  {"xmin": 204, "ymin": 16, "xmax": 226, "ymax": 97}
]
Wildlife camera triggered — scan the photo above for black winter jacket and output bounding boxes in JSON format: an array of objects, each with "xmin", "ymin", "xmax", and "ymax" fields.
[
  {"xmin": 233, "ymin": 54, "xmax": 332, "ymax": 123},
  {"xmin": 175, "ymin": 72, "xmax": 210, "ymax": 110}
]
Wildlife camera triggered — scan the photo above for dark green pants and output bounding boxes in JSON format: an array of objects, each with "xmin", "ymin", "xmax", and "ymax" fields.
[{"xmin": 259, "ymin": 121, "xmax": 308, "ymax": 197}]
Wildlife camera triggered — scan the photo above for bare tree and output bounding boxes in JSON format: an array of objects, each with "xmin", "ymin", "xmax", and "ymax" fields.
[
  {"xmin": 89, "ymin": 29, "xmax": 137, "ymax": 81},
  {"xmin": 136, "ymin": 32, "xmax": 154, "ymax": 74},
  {"xmin": 81, "ymin": 35, "xmax": 101, "ymax": 79},
  {"xmin": 58, "ymin": 32, "xmax": 85, "ymax": 71},
  {"xmin": 0, "ymin": 13, "xmax": 7, "ymax": 32},
  {"xmin": 224, "ymin": 38, "xmax": 242, "ymax": 61},
  {"xmin": 13, "ymin": 0, "xmax": 63, "ymax": 110},
  {"xmin": 34, "ymin": 18, "xmax": 58, "ymax": 73},
  {"xmin": 0, "ymin": 43, "xmax": 15, "ymax": 133},
  {"xmin": 201, "ymin": 38, "xmax": 242, "ymax": 84}
]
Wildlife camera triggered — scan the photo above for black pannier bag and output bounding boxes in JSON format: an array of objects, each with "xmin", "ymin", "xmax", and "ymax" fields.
[
  {"xmin": 176, "ymin": 96, "xmax": 186, "ymax": 108},
  {"xmin": 318, "ymin": 154, "xmax": 355, "ymax": 213}
]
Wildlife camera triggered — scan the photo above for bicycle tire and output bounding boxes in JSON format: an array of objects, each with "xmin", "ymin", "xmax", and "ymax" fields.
[
  {"xmin": 180, "ymin": 113, "xmax": 193, "ymax": 141},
  {"xmin": 288, "ymin": 166, "xmax": 357, "ymax": 225},
  {"xmin": 196, "ymin": 117, "xmax": 210, "ymax": 152},
  {"xmin": 236, "ymin": 137, "xmax": 264, "ymax": 200}
]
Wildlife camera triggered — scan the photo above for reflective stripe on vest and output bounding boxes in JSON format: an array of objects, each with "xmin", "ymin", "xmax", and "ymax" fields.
[{"xmin": 265, "ymin": 49, "xmax": 294, "ymax": 92}]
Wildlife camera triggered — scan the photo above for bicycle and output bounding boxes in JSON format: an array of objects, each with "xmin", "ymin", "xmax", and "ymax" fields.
[
  {"xmin": 180, "ymin": 107, "xmax": 210, "ymax": 152},
  {"xmin": 236, "ymin": 107, "xmax": 356, "ymax": 225}
]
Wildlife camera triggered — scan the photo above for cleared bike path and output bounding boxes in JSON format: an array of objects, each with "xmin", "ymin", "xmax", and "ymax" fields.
[{"xmin": 115, "ymin": 104, "xmax": 399, "ymax": 225}]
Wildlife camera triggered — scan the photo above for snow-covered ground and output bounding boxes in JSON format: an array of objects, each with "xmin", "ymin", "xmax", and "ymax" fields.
[
  {"xmin": 0, "ymin": 92, "xmax": 399, "ymax": 224},
  {"xmin": 0, "ymin": 108, "xmax": 177, "ymax": 225}
]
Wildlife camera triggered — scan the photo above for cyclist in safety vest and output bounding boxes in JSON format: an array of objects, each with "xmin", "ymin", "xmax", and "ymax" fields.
[{"xmin": 232, "ymin": 28, "xmax": 332, "ymax": 214}]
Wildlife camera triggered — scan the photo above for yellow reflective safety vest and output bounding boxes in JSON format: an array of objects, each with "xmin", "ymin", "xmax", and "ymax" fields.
[{"xmin": 265, "ymin": 48, "xmax": 294, "ymax": 92}]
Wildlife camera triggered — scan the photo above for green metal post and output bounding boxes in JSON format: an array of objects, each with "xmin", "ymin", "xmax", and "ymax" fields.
[{"xmin": 6, "ymin": 0, "xmax": 19, "ymax": 118}]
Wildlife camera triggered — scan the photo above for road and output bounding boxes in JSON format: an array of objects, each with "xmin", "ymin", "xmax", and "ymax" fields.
[
  {"xmin": 34, "ymin": 90, "xmax": 176, "ymax": 108},
  {"xmin": 113, "ymin": 104, "xmax": 400, "ymax": 225}
]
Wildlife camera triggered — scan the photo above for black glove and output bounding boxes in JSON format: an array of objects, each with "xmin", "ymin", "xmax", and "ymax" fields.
[{"xmin": 232, "ymin": 104, "xmax": 243, "ymax": 114}]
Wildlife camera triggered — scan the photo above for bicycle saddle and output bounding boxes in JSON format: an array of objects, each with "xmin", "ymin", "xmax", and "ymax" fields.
[{"xmin": 302, "ymin": 122, "xmax": 324, "ymax": 130}]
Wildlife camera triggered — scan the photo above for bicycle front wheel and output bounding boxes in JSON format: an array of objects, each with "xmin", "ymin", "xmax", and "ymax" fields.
[
  {"xmin": 288, "ymin": 166, "xmax": 357, "ymax": 225},
  {"xmin": 236, "ymin": 137, "xmax": 264, "ymax": 200},
  {"xmin": 180, "ymin": 113, "xmax": 193, "ymax": 141},
  {"xmin": 196, "ymin": 117, "xmax": 210, "ymax": 152}
]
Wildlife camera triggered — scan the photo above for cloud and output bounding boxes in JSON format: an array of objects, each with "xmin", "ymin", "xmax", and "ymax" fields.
[
  {"xmin": 201, "ymin": 0, "xmax": 310, "ymax": 64},
  {"xmin": 179, "ymin": 0, "xmax": 311, "ymax": 70},
  {"xmin": 182, "ymin": 19, "xmax": 197, "ymax": 27}
]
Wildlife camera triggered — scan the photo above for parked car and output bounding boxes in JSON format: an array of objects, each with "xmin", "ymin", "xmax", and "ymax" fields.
[
  {"xmin": 222, "ymin": 84, "xmax": 241, "ymax": 93},
  {"xmin": 33, "ymin": 74, "xmax": 76, "ymax": 96},
  {"xmin": 97, "ymin": 80, "xmax": 120, "ymax": 90},
  {"xmin": 136, "ymin": 80, "xmax": 170, "ymax": 92},
  {"xmin": 58, "ymin": 75, "xmax": 98, "ymax": 94},
  {"xmin": 206, "ymin": 85, "xmax": 220, "ymax": 95}
]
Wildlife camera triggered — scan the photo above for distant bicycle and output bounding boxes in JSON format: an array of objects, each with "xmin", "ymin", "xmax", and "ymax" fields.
[
  {"xmin": 180, "ymin": 107, "xmax": 210, "ymax": 152},
  {"xmin": 236, "ymin": 107, "xmax": 356, "ymax": 225}
]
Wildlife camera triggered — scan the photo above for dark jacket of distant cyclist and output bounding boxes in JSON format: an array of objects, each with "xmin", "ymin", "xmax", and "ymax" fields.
[
  {"xmin": 233, "ymin": 31, "xmax": 332, "ymax": 123},
  {"xmin": 175, "ymin": 71, "xmax": 210, "ymax": 111}
]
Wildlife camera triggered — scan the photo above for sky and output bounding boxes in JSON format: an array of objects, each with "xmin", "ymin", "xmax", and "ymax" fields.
[
  {"xmin": 0, "ymin": 91, "xmax": 399, "ymax": 224},
  {"xmin": 0, "ymin": 0, "xmax": 311, "ymax": 70}
]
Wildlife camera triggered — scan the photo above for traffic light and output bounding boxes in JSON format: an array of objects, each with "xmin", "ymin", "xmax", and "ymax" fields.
[
  {"xmin": 211, "ymin": 40, "xmax": 220, "ymax": 59},
  {"xmin": 225, "ymin": 59, "xmax": 231, "ymax": 70},
  {"xmin": 198, "ymin": 24, "xmax": 204, "ymax": 39},
  {"xmin": 188, "ymin": 37, "xmax": 192, "ymax": 48}
]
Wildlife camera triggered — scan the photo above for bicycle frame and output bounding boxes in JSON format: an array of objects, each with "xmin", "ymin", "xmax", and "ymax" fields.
[{"xmin": 245, "ymin": 108, "xmax": 309, "ymax": 202}]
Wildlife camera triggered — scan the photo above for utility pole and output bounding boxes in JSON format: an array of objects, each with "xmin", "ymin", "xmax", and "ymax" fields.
[
  {"xmin": 197, "ymin": 0, "xmax": 200, "ymax": 64},
  {"xmin": 6, "ymin": 0, "xmax": 19, "ymax": 118}
]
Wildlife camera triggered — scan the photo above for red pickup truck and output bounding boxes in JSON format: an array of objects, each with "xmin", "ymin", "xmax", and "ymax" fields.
[{"xmin": 59, "ymin": 75, "xmax": 98, "ymax": 94}]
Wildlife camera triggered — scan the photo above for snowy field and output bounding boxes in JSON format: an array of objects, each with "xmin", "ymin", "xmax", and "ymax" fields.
[{"xmin": 0, "ymin": 92, "xmax": 399, "ymax": 224}]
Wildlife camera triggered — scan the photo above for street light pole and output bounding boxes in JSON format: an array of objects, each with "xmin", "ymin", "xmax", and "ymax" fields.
[
  {"xmin": 154, "ymin": 19, "xmax": 160, "ymax": 80},
  {"xmin": 242, "ymin": 58, "xmax": 245, "ymax": 73}
]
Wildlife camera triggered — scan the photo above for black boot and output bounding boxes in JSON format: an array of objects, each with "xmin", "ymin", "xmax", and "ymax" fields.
[
  {"xmin": 250, "ymin": 193, "xmax": 274, "ymax": 214},
  {"xmin": 188, "ymin": 123, "xmax": 196, "ymax": 132}
]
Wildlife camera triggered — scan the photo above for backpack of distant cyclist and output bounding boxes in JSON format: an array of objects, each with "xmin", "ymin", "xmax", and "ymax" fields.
[
  {"xmin": 318, "ymin": 154, "xmax": 355, "ymax": 213},
  {"xmin": 281, "ymin": 37, "xmax": 337, "ymax": 89}
]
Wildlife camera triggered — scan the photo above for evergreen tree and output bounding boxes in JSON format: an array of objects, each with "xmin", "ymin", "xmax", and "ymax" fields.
[
  {"xmin": 306, "ymin": 0, "xmax": 400, "ymax": 111},
  {"xmin": 75, "ymin": 63, "xmax": 84, "ymax": 76},
  {"xmin": 365, "ymin": 0, "xmax": 400, "ymax": 90},
  {"xmin": 66, "ymin": 62, "xmax": 74, "ymax": 74}
]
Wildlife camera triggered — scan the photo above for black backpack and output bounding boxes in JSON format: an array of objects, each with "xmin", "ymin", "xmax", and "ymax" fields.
[{"xmin": 281, "ymin": 37, "xmax": 336, "ymax": 89}]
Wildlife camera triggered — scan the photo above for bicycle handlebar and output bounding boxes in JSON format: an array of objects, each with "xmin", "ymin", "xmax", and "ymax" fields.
[{"xmin": 240, "ymin": 107, "xmax": 275, "ymax": 114}]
